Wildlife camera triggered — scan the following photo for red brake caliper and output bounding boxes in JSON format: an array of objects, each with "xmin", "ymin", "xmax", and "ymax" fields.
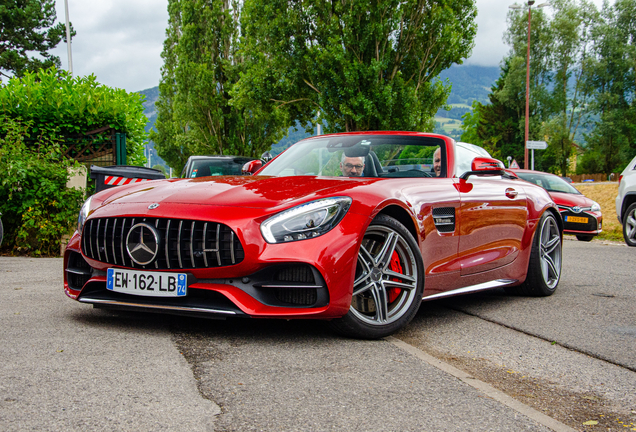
[{"xmin": 388, "ymin": 251, "xmax": 403, "ymax": 303}]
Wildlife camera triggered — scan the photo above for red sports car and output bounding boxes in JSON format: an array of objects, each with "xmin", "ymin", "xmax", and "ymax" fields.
[
  {"xmin": 507, "ymin": 169, "xmax": 602, "ymax": 242},
  {"xmin": 64, "ymin": 133, "xmax": 563, "ymax": 339}
]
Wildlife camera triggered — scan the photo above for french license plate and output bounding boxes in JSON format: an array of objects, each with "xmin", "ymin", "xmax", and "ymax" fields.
[
  {"xmin": 566, "ymin": 215, "xmax": 588, "ymax": 224},
  {"xmin": 107, "ymin": 268, "xmax": 187, "ymax": 297}
]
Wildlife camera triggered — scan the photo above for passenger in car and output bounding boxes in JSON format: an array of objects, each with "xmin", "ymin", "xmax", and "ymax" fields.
[{"xmin": 433, "ymin": 147, "xmax": 442, "ymax": 177}]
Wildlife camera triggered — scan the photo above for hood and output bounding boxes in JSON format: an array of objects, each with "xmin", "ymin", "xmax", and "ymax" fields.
[
  {"xmin": 97, "ymin": 175, "xmax": 379, "ymax": 210},
  {"xmin": 549, "ymin": 191, "xmax": 595, "ymax": 209}
]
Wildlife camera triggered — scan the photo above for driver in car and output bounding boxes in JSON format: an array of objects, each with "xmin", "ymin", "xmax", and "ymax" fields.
[{"xmin": 340, "ymin": 154, "xmax": 365, "ymax": 177}]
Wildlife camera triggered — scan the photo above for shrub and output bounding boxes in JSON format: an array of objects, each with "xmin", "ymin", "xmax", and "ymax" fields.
[
  {"xmin": 0, "ymin": 67, "xmax": 148, "ymax": 165},
  {"xmin": 0, "ymin": 118, "xmax": 85, "ymax": 256}
]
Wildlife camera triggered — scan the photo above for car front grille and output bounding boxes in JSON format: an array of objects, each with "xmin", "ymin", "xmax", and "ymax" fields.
[
  {"xmin": 559, "ymin": 210, "xmax": 598, "ymax": 232},
  {"xmin": 81, "ymin": 217, "xmax": 244, "ymax": 270}
]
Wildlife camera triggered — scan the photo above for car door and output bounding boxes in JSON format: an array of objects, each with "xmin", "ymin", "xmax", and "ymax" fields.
[
  {"xmin": 456, "ymin": 176, "xmax": 528, "ymax": 275},
  {"xmin": 399, "ymin": 178, "xmax": 462, "ymax": 296}
]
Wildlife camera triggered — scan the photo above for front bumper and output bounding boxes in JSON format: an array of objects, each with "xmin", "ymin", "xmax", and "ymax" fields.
[
  {"xmin": 64, "ymin": 210, "xmax": 368, "ymax": 320},
  {"xmin": 559, "ymin": 209, "xmax": 602, "ymax": 236}
]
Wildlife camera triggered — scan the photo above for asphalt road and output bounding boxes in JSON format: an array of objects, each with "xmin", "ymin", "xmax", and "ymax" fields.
[
  {"xmin": 1, "ymin": 239, "xmax": 634, "ymax": 431},
  {"xmin": 398, "ymin": 239, "xmax": 636, "ymax": 430}
]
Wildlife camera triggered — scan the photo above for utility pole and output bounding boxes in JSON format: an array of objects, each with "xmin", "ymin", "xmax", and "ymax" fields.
[{"xmin": 64, "ymin": 0, "xmax": 73, "ymax": 75}]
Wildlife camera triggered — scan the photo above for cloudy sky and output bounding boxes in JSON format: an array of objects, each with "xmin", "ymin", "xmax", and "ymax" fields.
[{"xmin": 50, "ymin": 0, "xmax": 605, "ymax": 93}]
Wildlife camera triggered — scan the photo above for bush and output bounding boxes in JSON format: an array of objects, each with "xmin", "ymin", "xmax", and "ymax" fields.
[
  {"xmin": 0, "ymin": 67, "xmax": 148, "ymax": 165},
  {"xmin": 0, "ymin": 118, "xmax": 85, "ymax": 256}
]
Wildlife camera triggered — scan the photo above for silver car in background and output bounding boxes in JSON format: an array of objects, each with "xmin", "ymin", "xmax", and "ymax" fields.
[{"xmin": 616, "ymin": 154, "xmax": 636, "ymax": 246}]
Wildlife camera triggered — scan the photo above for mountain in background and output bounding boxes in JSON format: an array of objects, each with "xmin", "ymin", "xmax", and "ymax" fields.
[
  {"xmin": 138, "ymin": 64, "xmax": 501, "ymax": 166},
  {"xmin": 137, "ymin": 86, "xmax": 164, "ymax": 169},
  {"xmin": 434, "ymin": 64, "xmax": 500, "ymax": 140},
  {"xmin": 138, "ymin": 86, "xmax": 159, "ymax": 132},
  {"xmin": 440, "ymin": 64, "xmax": 500, "ymax": 106}
]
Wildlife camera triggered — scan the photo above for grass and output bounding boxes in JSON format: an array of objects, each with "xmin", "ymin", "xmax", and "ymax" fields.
[
  {"xmin": 434, "ymin": 117, "xmax": 462, "ymax": 134},
  {"xmin": 571, "ymin": 182, "xmax": 622, "ymax": 241}
]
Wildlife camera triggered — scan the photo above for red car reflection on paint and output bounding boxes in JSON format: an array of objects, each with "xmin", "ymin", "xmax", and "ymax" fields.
[{"xmin": 64, "ymin": 133, "xmax": 563, "ymax": 339}]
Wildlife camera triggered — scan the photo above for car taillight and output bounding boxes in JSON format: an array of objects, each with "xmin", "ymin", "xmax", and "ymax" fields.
[{"xmin": 619, "ymin": 175, "xmax": 623, "ymax": 186}]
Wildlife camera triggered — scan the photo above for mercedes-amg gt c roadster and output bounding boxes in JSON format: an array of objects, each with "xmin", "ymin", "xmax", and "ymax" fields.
[{"xmin": 64, "ymin": 132, "xmax": 563, "ymax": 338}]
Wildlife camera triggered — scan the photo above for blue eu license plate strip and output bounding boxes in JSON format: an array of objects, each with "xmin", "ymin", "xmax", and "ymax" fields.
[{"xmin": 107, "ymin": 268, "xmax": 187, "ymax": 297}]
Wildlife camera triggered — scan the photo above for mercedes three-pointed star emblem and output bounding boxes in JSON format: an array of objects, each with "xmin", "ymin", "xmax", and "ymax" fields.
[{"xmin": 126, "ymin": 223, "xmax": 160, "ymax": 265}]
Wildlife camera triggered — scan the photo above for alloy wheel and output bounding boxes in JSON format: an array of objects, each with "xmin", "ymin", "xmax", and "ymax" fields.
[
  {"xmin": 625, "ymin": 208, "xmax": 636, "ymax": 243},
  {"xmin": 350, "ymin": 225, "xmax": 419, "ymax": 326},
  {"xmin": 539, "ymin": 215, "xmax": 562, "ymax": 289}
]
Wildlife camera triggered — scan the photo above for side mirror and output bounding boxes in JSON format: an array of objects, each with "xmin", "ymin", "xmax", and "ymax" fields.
[
  {"xmin": 460, "ymin": 157, "xmax": 505, "ymax": 180},
  {"xmin": 242, "ymin": 160, "xmax": 263, "ymax": 175}
]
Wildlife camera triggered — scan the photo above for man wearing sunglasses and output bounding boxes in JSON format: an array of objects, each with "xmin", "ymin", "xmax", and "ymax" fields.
[{"xmin": 340, "ymin": 154, "xmax": 366, "ymax": 177}]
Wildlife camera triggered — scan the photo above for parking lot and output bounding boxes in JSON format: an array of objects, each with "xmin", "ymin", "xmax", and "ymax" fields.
[{"xmin": 1, "ymin": 239, "xmax": 634, "ymax": 431}]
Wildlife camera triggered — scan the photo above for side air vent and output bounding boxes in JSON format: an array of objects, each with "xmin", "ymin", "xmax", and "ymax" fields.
[
  {"xmin": 274, "ymin": 288, "xmax": 318, "ymax": 306},
  {"xmin": 274, "ymin": 265, "xmax": 316, "ymax": 284},
  {"xmin": 432, "ymin": 207, "xmax": 456, "ymax": 233}
]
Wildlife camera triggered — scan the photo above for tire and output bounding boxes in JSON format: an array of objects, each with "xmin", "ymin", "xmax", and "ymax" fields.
[
  {"xmin": 622, "ymin": 203, "xmax": 636, "ymax": 247},
  {"xmin": 329, "ymin": 214, "xmax": 424, "ymax": 339},
  {"xmin": 0, "ymin": 216, "xmax": 3, "ymax": 247},
  {"xmin": 575, "ymin": 234, "xmax": 594, "ymax": 242},
  {"xmin": 512, "ymin": 211, "xmax": 562, "ymax": 297}
]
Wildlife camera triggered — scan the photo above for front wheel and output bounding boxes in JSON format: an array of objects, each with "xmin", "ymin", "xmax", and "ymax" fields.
[
  {"xmin": 329, "ymin": 214, "xmax": 424, "ymax": 339},
  {"xmin": 622, "ymin": 203, "xmax": 636, "ymax": 247},
  {"xmin": 514, "ymin": 211, "xmax": 562, "ymax": 297}
]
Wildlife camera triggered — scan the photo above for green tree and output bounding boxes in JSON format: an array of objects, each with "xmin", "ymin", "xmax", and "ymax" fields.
[
  {"xmin": 0, "ymin": 0, "xmax": 72, "ymax": 79},
  {"xmin": 540, "ymin": 0, "xmax": 596, "ymax": 176},
  {"xmin": 581, "ymin": 0, "xmax": 636, "ymax": 174},
  {"xmin": 151, "ymin": 0, "xmax": 290, "ymax": 173},
  {"xmin": 464, "ymin": 1, "xmax": 596, "ymax": 175},
  {"xmin": 460, "ymin": 58, "xmax": 526, "ymax": 164},
  {"xmin": 235, "ymin": 0, "xmax": 478, "ymax": 134},
  {"xmin": 0, "ymin": 67, "xmax": 147, "ymax": 165},
  {"xmin": 152, "ymin": 164, "xmax": 167, "ymax": 176}
]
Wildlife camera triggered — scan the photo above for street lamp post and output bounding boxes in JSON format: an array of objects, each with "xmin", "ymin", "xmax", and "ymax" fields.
[
  {"xmin": 64, "ymin": 0, "xmax": 73, "ymax": 75},
  {"xmin": 509, "ymin": 1, "xmax": 550, "ymax": 170}
]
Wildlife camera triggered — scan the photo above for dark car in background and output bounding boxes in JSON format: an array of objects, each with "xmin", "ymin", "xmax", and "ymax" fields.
[
  {"xmin": 509, "ymin": 169, "xmax": 602, "ymax": 242},
  {"xmin": 181, "ymin": 155, "xmax": 256, "ymax": 178}
]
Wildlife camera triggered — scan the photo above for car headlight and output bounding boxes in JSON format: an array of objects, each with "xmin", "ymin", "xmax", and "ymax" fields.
[
  {"xmin": 261, "ymin": 197, "xmax": 352, "ymax": 243},
  {"xmin": 591, "ymin": 201, "xmax": 601, "ymax": 212},
  {"xmin": 77, "ymin": 196, "xmax": 93, "ymax": 233}
]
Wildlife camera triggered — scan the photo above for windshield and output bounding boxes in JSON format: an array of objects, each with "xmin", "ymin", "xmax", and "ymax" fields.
[
  {"xmin": 259, "ymin": 135, "xmax": 448, "ymax": 178},
  {"xmin": 186, "ymin": 157, "xmax": 252, "ymax": 178},
  {"xmin": 515, "ymin": 172, "xmax": 581, "ymax": 194}
]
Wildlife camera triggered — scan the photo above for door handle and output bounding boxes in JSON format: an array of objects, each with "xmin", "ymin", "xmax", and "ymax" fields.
[{"xmin": 505, "ymin": 188, "xmax": 518, "ymax": 199}]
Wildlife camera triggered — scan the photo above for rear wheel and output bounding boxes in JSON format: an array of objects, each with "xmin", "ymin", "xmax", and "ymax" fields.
[
  {"xmin": 329, "ymin": 214, "xmax": 424, "ymax": 339},
  {"xmin": 509, "ymin": 211, "xmax": 562, "ymax": 297},
  {"xmin": 575, "ymin": 234, "xmax": 594, "ymax": 242},
  {"xmin": 622, "ymin": 203, "xmax": 636, "ymax": 247}
]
